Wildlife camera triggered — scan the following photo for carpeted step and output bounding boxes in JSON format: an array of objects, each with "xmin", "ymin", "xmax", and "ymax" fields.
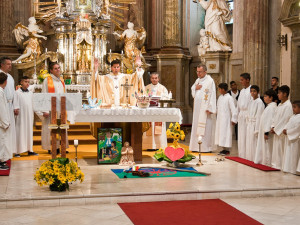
[
  {"xmin": 33, "ymin": 134, "xmax": 97, "ymax": 145},
  {"xmin": 33, "ymin": 129, "xmax": 92, "ymax": 136}
]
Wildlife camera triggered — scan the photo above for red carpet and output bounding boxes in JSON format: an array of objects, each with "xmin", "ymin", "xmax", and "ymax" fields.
[
  {"xmin": 226, "ymin": 157, "xmax": 280, "ymax": 171},
  {"xmin": 118, "ymin": 199, "xmax": 262, "ymax": 225},
  {"xmin": 0, "ymin": 160, "xmax": 11, "ymax": 176}
]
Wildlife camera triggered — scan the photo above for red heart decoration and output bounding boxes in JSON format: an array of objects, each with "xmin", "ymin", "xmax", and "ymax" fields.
[{"xmin": 164, "ymin": 147, "xmax": 185, "ymax": 162}]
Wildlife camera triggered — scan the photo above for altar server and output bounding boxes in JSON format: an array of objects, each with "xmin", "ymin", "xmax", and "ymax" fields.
[
  {"xmin": 0, "ymin": 57, "xmax": 16, "ymax": 155},
  {"xmin": 237, "ymin": 73, "xmax": 252, "ymax": 158},
  {"xmin": 254, "ymin": 90, "xmax": 277, "ymax": 165},
  {"xmin": 215, "ymin": 83, "xmax": 237, "ymax": 155},
  {"xmin": 0, "ymin": 72, "xmax": 11, "ymax": 170},
  {"xmin": 271, "ymin": 85, "xmax": 293, "ymax": 169},
  {"xmin": 41, "ymin": 62, "xmax": 69, "ymax": 154},
  {"xmin": 13, "ymin": 76, "xmax": 38, "ymax": 157},
  {"xmin": 189, "ymin": 64, "xmax": 216, "ymax": 152},
  {"xmin": 245, "ymin": 85, "xmax": 265, "ymax": 161},
  {"xmin": 143, "ymin": 72, "xmax": 168, "ymax": 150},
  {"xmin": 282, "ymin": 101, "xmax": 300, "ymax": 174}
]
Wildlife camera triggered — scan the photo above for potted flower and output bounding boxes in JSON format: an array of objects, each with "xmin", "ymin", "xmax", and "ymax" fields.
[
  {"xmin": 154, "ymin": 123, "xmax": 195, "ymax": 166},
  {"xmin": 34, "ymin": 158, "xmax": 84, "ymax": 192}
]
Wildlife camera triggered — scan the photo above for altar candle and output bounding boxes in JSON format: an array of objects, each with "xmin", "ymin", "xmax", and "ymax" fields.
[
  {"xmin": 110, "ymin": 49, "xmax": 112, "ymax": 53},
  {"xmin": 74, "ymin": 140, "xmax": 79, "ymax": 146},
  {"xmin": 45, "ymin": 48, "xmax": 47, "ymax": 53},
  {"xmin": 121, "ymin": 50, "xmax": 123, "ymax": 55}
]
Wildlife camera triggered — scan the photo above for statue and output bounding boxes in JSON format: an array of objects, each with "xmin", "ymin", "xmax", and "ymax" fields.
[
  {"xmin": 195, "ymin": 0, "xmax": 232, "ymax": 51},
  {"xmin": 12, "ymin": 17, "xmax": 47, "ymax": 63},
  {"xmin": 113, "ymin": 22, "xmax": 147, "ymax": 66},
  {"xmin": 119, "ymin": 142, "xmax": 135, "ymax": 166},
  {"xmin": 197, "ymin": 29, "xmax": 210, "ymax": 56}
]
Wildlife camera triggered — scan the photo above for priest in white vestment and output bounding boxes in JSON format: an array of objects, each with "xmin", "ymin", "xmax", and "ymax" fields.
[
  {"xmin": 90, "ymin": 59, "xmax": 144, "ymax": 106},
  {"xmin": 0, "ymin": 72, "xmax": 11, "ymax": 169},
  {"xmin": 254, "ymin": 90, "xmax": 278, "ymax": 166},
  {"xmin": 0, "ymin": 57, "xmax": 16, "ymax": 156},
  {"xmin": 13, "ymin": 76, "xmax": 38, "ymax": 156},
  {"xmin": 143, "ymin": 72, "xmax": 168, "ymax": 150},
  {"xmin": 282, "ymin": 102, "xmax": 300, "ymax": 174},
  {"xmin": 237, "ymin": 73, "xmax": 252, "ymax": 158},
  {"xmin": 215, "ymin": 83, "xmax": 237, "ymax": 152},
  {"xmin": 41, "ymin": 63, "xmax": 69, "ymax": 153},
  {"xmin": 189, "ymin": 64, "xmax": 216, "ymax": 152},
  {"xmin": 245, "ymin": 85, "xmax": 265, "ymax": 161},
  {"xmin": 271, "ymin": 85, "xmax": 293, "ymax": 169}
]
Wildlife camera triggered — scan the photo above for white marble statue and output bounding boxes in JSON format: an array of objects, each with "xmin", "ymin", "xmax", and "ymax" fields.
[
  {"xmin": 198, "ymin": 29, "xmax": 210, "ymax": 56},
  {"xmin": 196, "ymin": 0, "xmax": 232, "ymax": 51},
  {"xmin": 12, "ymin": 17, "xmax": 47, "ymax": 63}
]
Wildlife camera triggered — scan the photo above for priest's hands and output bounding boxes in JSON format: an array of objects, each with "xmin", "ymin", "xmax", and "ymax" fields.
[
  {"xmin": 270, "ymin": 127, "xmax": 275, "ymax": 134},
  {"xmin": 206, "ymin": 110, "xmax": 212, "ymax": 115},
  {"xmin": 14, "ymin": 109, "xmax": 19, "ymax": 116},
  {"xmin": 264, "ymin": 134, "xmax": 269, "ymax": 140},
  {"xmin": 43, "ymin": 112, "xmax": 50, "ymax": 118},
  {"xmin": 283, "ymin": 129, "xmax": 287, "ymax": 135},
  {"xmin": 195, "ymin": 84, "xmax": 202, "ymax": 90},
  {"xmin": 231, "ymin": 122, "xmax": 236, "ymax": 126}
]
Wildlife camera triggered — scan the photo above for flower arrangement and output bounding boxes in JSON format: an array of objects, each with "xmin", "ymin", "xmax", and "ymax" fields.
[
  {"xmin": 154, "ymin": 123, "xmax": 195, "ymax": 164},
  {"xmin": 34, "ymin": 158, "xmax": 84, "ymax": 192},
  {"xmin": 38, "ymin": 69, "xmax": 50, "ymax": 84}
]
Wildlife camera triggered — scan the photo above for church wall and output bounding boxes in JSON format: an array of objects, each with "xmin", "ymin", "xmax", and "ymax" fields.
[
  {"xmin": 268, "ymin": 0, "xmax": 282, "ymax": 86},
  {"xmin": 280, "ymin": 26, "xmax": 292, "ymax": 87}
]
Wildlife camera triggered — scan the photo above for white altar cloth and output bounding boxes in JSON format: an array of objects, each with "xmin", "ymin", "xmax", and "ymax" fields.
[
  {"xmin": 30, "ymin": 84, "xmax": 90, "ymax": 92},
  {"xmin": 69, "ymin": 107, "xmax": 182, "ymax": 124}
]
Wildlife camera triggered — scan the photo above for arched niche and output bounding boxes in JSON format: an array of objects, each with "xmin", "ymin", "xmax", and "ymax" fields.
[{"xmin": 279, "ymin": 0, "xmax": 300, "ymax": 101}]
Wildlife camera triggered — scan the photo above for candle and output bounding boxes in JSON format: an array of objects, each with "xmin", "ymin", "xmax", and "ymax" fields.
[
  {"xmin": 74, "ymin": 139, "xmax": 79, "ymax": 146},
  {"xmin": 121, "ymin": 50, "xmax": 123, "ymax": 54},
  {"xmin": 45, "ymin": 48, "xmax": 47, "ymax": 53},
  {"xmin": 110, "ymin": 49, "xmax": 112, "ymax": 53}
]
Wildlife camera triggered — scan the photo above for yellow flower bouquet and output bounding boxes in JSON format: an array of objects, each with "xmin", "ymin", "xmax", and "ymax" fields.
[
  {"xmin": 154, "ymin": 123, "xmax": 194, "ymax": 164},
  {"xmin": 34, "ymin": 158, "xmax": 84, "ymax": 192},
  {"xmin": 38, "ymin": 69, "xmax": 50, "ymax": 84}
]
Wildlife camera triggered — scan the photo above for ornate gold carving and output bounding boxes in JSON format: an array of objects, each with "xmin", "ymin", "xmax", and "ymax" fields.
[{"xmin": 163, "ymin": 0, "xmax": 181, "ymax": 46}]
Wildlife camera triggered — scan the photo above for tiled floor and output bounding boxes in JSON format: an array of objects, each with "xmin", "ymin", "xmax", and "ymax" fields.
[
  {"xmin": 1, "ymin": 196, "xmax": 300, "ymax": 224},
  {"xmin": 1, "ymin": 135, "xmax": 300, "ymax": 224}
]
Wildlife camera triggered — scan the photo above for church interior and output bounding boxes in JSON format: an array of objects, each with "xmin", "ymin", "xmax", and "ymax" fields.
[{"xmin": 0, "ymin": 0, "xmax": 300, "ymax": 224}]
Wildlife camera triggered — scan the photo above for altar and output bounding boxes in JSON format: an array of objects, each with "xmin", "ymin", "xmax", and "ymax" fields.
[{"xmin": 70, "ymin": 107, "xmax": 182, "ymax": 161}]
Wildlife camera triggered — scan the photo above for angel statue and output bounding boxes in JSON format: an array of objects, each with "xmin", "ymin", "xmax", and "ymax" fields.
[
  {"xmin": 12, "ymin": 17, "xmax": 47, "ymax": 63},
  {"xmin": 113, "ymin": 22, "xmax": 147, "ymax": 67}
]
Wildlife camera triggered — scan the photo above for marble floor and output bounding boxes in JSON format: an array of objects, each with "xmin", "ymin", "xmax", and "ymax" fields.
[{"xmin": 0, "ymin": 137, "xmax": 300, "ymax": 224}]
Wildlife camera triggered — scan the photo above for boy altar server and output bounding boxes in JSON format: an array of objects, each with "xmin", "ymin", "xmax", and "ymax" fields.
[
  {"xmin": 254, "ymin": 90, "xmax": 277, "ymax": 165},
  {"xmin": 282, "ymin": 101, "xmax": 300, "ymax": 174},
  {"xmin": 0, "ymin": 72, "xmax": 11, "ymax": 170},
  {"xmin": 13, "ymin": 76, "xmax": 38, "ymax": 157},
  {"xmin": 245, "ymin": 85, "xmax": 265, "ymax": 161},
  {"xmin": 215, "ymin": 83, "xmax": 237, "ymax": 155},
  {"xmin": 271, "ymin": 85, "xmax": 293, "ymax": 169},
  {"xmin": 143, "ymin": 72, "xmax": 168, "ymax": 150},
  {"xmin": 237, "ymin": 73, "xmax": 252, "ymax": 158}
]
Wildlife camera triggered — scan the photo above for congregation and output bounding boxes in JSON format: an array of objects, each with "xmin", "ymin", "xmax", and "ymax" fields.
[{"xmin": 0, "ymin": 57, "xmax": 299, "ymax": 177}]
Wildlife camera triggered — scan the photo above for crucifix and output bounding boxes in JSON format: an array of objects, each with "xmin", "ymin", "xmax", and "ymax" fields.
[{"xmin": 121, "ymin": 78, "xmax": 133, "ymax": 107}]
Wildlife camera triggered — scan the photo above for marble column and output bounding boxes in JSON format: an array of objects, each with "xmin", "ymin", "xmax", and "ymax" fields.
[{"xmin": 243, "ymin": 0, "xmax": 269, "ymax": 92}]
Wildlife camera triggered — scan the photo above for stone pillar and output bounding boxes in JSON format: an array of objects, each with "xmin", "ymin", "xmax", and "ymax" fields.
[
  {"xmin": 243, "ymin": 0, "xmax": 269, "ymax": 92},
  {"xmin": 154, "ymin": 0, "xmax": 192, "ymax": 123}
]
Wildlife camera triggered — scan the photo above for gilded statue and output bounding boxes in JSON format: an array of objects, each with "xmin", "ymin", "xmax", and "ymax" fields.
[
  {"xmin": 12, "ymin": 17, "xmax": 47, "ymax": 63},
  {"xmin": 113, "ymin": 22, "xmax": 147, "ymax": 67}
]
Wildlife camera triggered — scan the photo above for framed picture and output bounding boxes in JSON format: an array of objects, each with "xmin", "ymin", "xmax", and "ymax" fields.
[{"xmin": 97, "ymin": 128, "xmax": 122, "ymax": 164}]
